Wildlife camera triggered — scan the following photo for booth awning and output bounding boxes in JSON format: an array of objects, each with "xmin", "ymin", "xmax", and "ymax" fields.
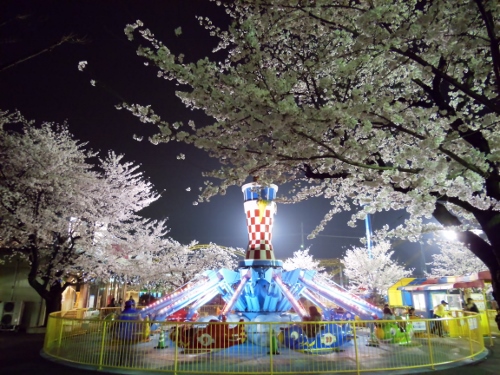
[
  {"xmin": 399, "ymin": 282, "xmax": 456, "ymax": 291},
  {"xmin": 388, "ymin": 278, "xmax": 415, "ymax": 306},
  {"xmin": 397, "ymin": 270, "xmax": 491, "ymax": 291},
  {"xmin": 477, "ymin": 270, "xmax": 491, "ymax": 280},
  {"xmin": 453, "ymin": 280, "xmax": 485, "ymax": 289}
]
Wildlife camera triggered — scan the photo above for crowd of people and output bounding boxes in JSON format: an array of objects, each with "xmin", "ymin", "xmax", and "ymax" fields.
[
  {"xmin": 107, "ymin": 296, "xmax": 135, "ymax": 310},
  {"xmin": 376, "ymin": 298, "xmax": 497, "ymax": 338},
  {"xmin": 107, "ymin": 297, "xmax": 124, "ymax": 308},
  {"xmin": 383, "ymin": 297, "xmax": 500, "ymax": 337}
]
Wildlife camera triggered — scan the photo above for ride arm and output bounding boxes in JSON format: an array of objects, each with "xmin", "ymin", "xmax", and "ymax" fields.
[
  {"xmin": 186, "ymin": 287, "xmax": 222, "ymax": 320},
  {"xmin": 139, "ymin": 270, "xmax": 224, "ymax": 320},
  {"xmin": 273, "ymin": 272, "xmax": 308, "ymax": 318},
  {"xmin": 222, "ymin": 270, "xmax": 251, "ymax": 315},
  {"xmin": 301, "ymin": 289, "xmax": 328, "ymax": 314},
  {"xmin": 299, "ymin": 271, "xmax": 383, "ymax": 320}
]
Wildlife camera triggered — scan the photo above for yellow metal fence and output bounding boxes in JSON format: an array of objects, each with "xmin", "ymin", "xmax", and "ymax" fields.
[{"xmin": 43, "ymin": 312, "xmax": 491, "ymax": 375}]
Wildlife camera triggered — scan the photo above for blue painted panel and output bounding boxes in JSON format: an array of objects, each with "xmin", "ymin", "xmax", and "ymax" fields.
[
  {"xmin": 402, "ymin": 291, "xmax": 413, "ymax": 306},
  {"xmin": 282, "ymin": 269, "xmax": 302, "ymax": 285},
  {"xmin": 263, "ymin": 295, "xmax": 272, "ymax": 310},
  {"xmin": 268, "ymin": 296, "xmax": 279, "ymax": 311},
  {"xmin": 277, "ymin": 298, "xmax": 292, "ymax": 311},
  {"xmin": 261, "ymin": 187, "xmax": 276, "ymax": 200},
  {"xmin": 242, "ymin": 186, "xmax": 277, "ymax": 201},
  {"xmin": 250, "ymin": 296, "xmax": 261, "ymax": 311},
  {"xmin": 424, "ymin": 292, "xmax": 434, "ymax": 318},
  {"xmin": 244, "ymin": 295, "xmax": 260, "ymax": 311},
  {"xmin": 243, "ymin": 187, "xmax": 259, "ymax": 201}
]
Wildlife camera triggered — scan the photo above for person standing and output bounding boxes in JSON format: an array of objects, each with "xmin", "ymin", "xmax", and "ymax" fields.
[
  {"xmin": 118, "ymin": 300, "xmax": 142, "ymax": 341},
  {"xmin": 381, "ymin": 307, "xmax": 401, "ymax": 331},
  {"xmin": 128, "ymin": 296, "xmax": 136, "ymax": 307},
  {"xmin": 432, "ymin": 300, "xmax": 448, "ymax": 337},
  {"xmin": 382, "ymin": 307, "xmax": 396, "ymax": 321},
  {"xmin": 408, "ymin": 307, "xmax": 417, "ymax": 319},
  {"xmin": 465, "ymin": 298, "xmax": 479, "ymax": 313},
  {"xmin": 302, "ymin": 306, "xmax": 322, "ymax": 337},
  {"xmin": 383, "ymin": 304, "xmax": 393, "ymax": 314},
  {"xmin": 307, "ymin": 306, "xmax": 322, "ymax": 322}
]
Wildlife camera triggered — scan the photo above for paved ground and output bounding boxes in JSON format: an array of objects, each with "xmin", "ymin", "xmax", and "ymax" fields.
[{"xmin": 0, "ymin": 331, "xmax": 498, "ymax": 375}]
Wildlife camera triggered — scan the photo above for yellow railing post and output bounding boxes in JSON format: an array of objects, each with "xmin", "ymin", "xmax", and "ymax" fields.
[
  {"xmin": 57, "ymin": 315, "xmax": 64, "ymax": 356},
  {"xmin": 98, "ymin": 320, "xmax": 107, "ymax": 370},
  {"xmin": 352, "ymin": 321, "xmax": 360, "ymax": 375},
  {"xmin": 484, "ymin": 311, "xmax": 494, "ymax": 347},
  {"xmin": 269, "ymin": 322, "xmax": 273, "ymax": 375},
  {"xmin": 174, "ymin": 323, "xmax": 179, "ymax": 375},
  {"xmin": 468, "ymin": 315, "xmax": 475, "ymax": 356},
  {"xmin": 426, "ymin": 318, "xmax": 435, "ymax": 370},
  {"xmin": 267, "ymin": 323, "xmax": 273, "ymax": 375}
]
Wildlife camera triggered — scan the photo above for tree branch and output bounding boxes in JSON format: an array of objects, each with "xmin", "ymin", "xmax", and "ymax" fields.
[
  {"xmin": 0, "ymin": 34, "xmax": 88, "ymax": 73},
  {"xmin": 391, "ymin": 47, "xmax": 500, "ymax": 114},
  {"xmin": 473, "ymin": 0, "xmax": 500, "ymax": 95}
]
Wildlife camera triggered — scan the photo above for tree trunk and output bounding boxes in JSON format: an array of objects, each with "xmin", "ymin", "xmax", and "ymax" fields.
[
  {"xmin": 489, "ymin": 267, "xmax": 500, "ymax": 309},
  {"xmin": 43, "ymin": 289, "xmax": 63, "ymax": 326},
  {"xmin": 27, "ymin": 277, "xmax": 64, "ymax": 326},
  {"xmin": 432, "ymin": 203, "xmax": 500, "ymax": 307}
]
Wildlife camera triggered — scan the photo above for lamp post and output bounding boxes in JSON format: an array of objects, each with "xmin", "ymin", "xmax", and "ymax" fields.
[
  {"xmin": 365, "ymin": 212, "xmax": 373, "ymax": 259},
  {"xmin": 419, "ymin": 241, "xmax": 427, "ymax": 276},
  {"xmin": 300, "ymin": 222, "xmax": 304, "ymax": 249}
]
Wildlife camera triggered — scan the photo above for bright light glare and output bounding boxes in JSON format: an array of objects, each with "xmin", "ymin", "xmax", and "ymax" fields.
[{"xmin": 442, "ymin": 230, "xmax": 457, "ymax": 241}]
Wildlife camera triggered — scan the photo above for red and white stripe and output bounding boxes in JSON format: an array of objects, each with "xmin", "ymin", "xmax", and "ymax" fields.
[{"xmin": 244, "ymin": 202, "xmax": 277, "ymax": 260}]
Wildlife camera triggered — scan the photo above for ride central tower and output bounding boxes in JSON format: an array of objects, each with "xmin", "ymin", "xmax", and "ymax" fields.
[
  {"xmin": 239, "ymin": 182, "xmax": 282, "ymax": 268},
  {"xmin": 141, "ymin": 181, "xmax": 383, "ymax": 324}
]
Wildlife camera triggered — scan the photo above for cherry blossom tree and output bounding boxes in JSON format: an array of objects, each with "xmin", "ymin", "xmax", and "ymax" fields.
[
  {"xmin": 92, "ymin": 218, "xmax": 181, "ymax": 285},
  {"xmin": 151, "ymin": 242, "xmax": 240, "ymax": 291},
  {"xmin": 282, "ymin": 248, "xmax": 325, "ymax": 272},
  {"xmin": 342, "ymin": 241, "xmax": 413, "ymax": 302},
  {"xmin": 0, "ymin": 111, "xmax": 161, "ymax": 319},
  {"xmin": 81, "ymin": 217, "xmax": 240, "ymax": 293},
  {"xmin": 427, "ymin": 240, "xmax": 487, "ymax": 277},
  {"xmin": 122, "ymin": 0, "xmax": 500, "ymax": 304}
]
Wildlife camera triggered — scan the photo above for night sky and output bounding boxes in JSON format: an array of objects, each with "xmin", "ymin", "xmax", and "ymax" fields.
[{"xmin": 0, "ymin": 1, "xmax": 430, "ymax": 272}]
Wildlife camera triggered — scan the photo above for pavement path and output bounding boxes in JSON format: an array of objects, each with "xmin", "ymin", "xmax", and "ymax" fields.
[{"xmin": 0, "ymin": 332, "xmax": 498, "ymax": 375}]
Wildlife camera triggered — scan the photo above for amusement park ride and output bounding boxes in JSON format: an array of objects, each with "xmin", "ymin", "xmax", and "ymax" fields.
[{"xmin": 136, "ymin": 182, "xmax": 409, "ymax": 352}]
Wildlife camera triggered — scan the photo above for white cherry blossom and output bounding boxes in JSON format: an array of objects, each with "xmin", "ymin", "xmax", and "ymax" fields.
[{"xmin": 122, "ymin": 0, "xmax": 500, "ymax": 304}]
